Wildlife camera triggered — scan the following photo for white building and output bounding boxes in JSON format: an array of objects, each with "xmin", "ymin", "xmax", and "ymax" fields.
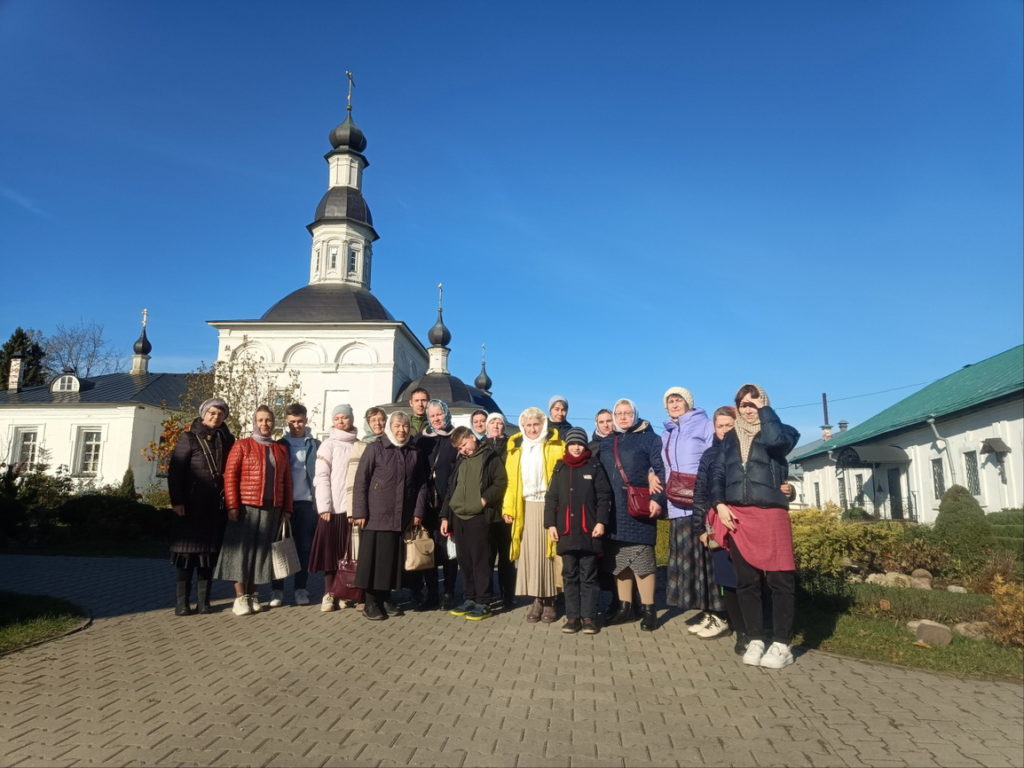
[
  {"xmin": 790, "ymin": 345, "xmax": 1023, "ymax": 523},
  {"xmin": 0, "ymin": 328, "xmax": 188, "ymax": 488},
  {"xmin": 207, "ymin": 106, "xmax": 499, "ymax": 434}
]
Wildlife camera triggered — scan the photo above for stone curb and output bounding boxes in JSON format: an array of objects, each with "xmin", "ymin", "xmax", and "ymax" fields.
[{"xmin": 0, "ymin": 613, "xmax": 92, "ymax": 659}]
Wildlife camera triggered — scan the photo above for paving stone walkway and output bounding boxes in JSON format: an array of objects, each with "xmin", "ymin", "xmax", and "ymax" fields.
[{"xmin": 0, "ymin": 554, "xmax": 1021, "ymax": 768}]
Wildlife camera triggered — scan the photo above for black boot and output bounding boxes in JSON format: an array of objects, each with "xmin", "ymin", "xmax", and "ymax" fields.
[
  {"xmin": 175, "ymin": 580, "xmax": 193, "ymax": 616},
  {"xmin": 640, "ymin": 603, "xmax": 658, "ymax": 631},
  {"xmin": 609, "ymin": 600, "xmax": 635, "ymax": 626},
  {"xmin": 734, "ymin": 632, "xmax": 750, "ymax": 656},
  {"xmin": 196, "ymin": 579, "xmax": 213, "ymax": 614}
]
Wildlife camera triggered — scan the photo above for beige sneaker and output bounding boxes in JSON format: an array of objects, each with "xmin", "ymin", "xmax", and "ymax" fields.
[
  {"xmin": 320, "ymin": 593, "xmax": 337, "ymax": 612},
  {"xmin": 232, "ymin": 596, "xmax": 252, "ymax": 616}
]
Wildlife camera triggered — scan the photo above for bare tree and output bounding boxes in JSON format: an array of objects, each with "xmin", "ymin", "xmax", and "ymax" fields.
[{"xmin": 44, "ymin": 321, "xmax": 124, "ymax": 377}]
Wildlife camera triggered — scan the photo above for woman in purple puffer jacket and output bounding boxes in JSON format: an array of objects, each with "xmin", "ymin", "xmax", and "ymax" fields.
[{"xmin": 658, "ymin": 387, "xmax": 726, "ymax": 636}]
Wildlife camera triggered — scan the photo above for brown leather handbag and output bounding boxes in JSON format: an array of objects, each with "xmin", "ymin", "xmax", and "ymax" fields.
[{"xmin": 664, "ymin": 434, "xmax": 697, "ymax": 507}]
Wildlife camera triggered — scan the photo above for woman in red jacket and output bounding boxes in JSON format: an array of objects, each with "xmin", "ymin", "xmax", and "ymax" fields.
[{"xmin": 214, "ymin": 405, "xmax": 293, "ymax": 616}]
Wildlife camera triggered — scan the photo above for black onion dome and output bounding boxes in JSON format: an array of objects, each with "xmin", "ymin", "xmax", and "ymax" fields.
[
  {"xmin": 133, "ymin": 327, "xmax": 152, "ymax": 355},
  {"xmin": 329, "ymin": 114, "xmax": 367, "ymax": 152},
  {"xmin": 393, "ymin": 374, "xmax": 499, "ymax": 412},
  {"xmin": 474, "ymin": 362, "xmax": 492, "ymax": 392},
  {"xmin": 427, "ymin": 309, "xmax": 451, "ymax": 347},
  {"xmin": 262, "ymin": 283, "xmax": 394, "ymax": 322},
  {"xmin": 313, "ymin": 186, "xmax": 373, "ymax": 227}
]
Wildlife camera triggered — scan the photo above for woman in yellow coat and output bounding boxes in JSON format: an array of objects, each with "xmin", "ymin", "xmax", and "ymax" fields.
[{"xmin": 503, "ymin": 406, "xmax": 565, "ymax": 623}]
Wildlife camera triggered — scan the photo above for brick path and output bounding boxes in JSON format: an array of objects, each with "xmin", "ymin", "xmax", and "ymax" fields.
[{"xmin": 0, "ymin": 554, "xmax": 1021, "ymax": 768}]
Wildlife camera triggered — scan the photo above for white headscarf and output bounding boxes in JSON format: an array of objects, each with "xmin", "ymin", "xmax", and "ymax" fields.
[
  {"xmin": 519, "ymin": 407, "xmax": 549, "ymax": 501},
  {"xmin": 612, "ymin": 398, "xmax": 640, "ymax": 433},
  {"xmin": 384, "ymin": 411, "xmax": 412, "ymax": 447}
]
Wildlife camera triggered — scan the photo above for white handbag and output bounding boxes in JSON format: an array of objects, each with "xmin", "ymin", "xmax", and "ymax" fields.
[{"xmin": 271, "ymin": 518, "xmax": 301, "ymax": 579}]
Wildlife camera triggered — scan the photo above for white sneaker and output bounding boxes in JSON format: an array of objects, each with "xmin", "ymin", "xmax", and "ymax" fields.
[
  {"xmin": 248, "ymin": 594, "xmax": 262, "ymax": 613},
  {"xmin": 232, "ymin": 596, "xmax": 252, "ymax": 616},
  {"xmin": 742, "ymin": 639, "xmax": 766, "ymax": 666},
  {"xmin": 760, "ymin": 642, "xmax": 794, "ymax": 669},
  {"xmin": 269, "ymin": 590, "xmax": 284, "ymax": 608},
  {"xmin": 295, "ymin": 588, "xmax": 310, "ymax": 606},
  {"xmin": 320, "ymin": 593, "xmax": 337, "ymax": 612},
  {"xmin": 696, "ymin": 615, "xmax": 731, "ymax": 639},
  {"xmin": 687, "ymin": 613, "xmax": 713, "ymax": 635}
]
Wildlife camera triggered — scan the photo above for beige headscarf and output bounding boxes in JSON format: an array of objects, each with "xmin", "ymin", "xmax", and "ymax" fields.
[{"xmin": 733, "ymin": 384, "xmax": 770, "ymax": 464}]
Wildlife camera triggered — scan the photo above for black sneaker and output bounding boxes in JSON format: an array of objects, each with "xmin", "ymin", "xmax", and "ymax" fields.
[
  {"xmin": 465, "ymin": 604, "xmax": 492, "ymax": 621},
  {"xmin": 562, "ymin": 618, "xmax": 582, "ymax": 634},
  {"xmin": 581, "ymin": 618, "xmax": 599, "ymax": 635},
  {"xmin": 383, "ymin": 600, "xmax": 403, "ymax": 617},
  {"xmin": 449, "ymin": 600, "xmax": 475, "ymax": 616}
]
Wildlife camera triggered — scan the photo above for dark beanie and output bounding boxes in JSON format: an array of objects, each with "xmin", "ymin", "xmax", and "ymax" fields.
[{"xmin": 564, "ymin": 427, "xmax": 588, "ymax": 447}]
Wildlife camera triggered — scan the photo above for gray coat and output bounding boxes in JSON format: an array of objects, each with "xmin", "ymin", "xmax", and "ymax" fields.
[{"xmin": 351, "ymin": 436, "xmax": 427, "ymax": 531}]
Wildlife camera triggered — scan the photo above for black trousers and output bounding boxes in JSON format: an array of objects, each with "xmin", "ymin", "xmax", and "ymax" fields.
[
  {"xmin": 562, "ymin": 551, "xmax": 600, "ymax": 619},
  {"xmin": 406, "ymin": 526, "xmax": 458, "ymax": 599},
  {"xmin": 452, "ymin": 514, "xmax": 492, "ymax": 604},
  {"xmin": 731, "ymin": 542, "xmax": 794, "ymax": 644},
  {"xmin": 489, "ymin": 519, "xmax": 516, "ymax": 603}
]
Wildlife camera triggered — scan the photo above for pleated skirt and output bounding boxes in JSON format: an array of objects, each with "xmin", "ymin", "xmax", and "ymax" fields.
[
  {"xmin": 213, "ymin": 505, "xmax": 282, "ymax": 585},
  {"xmin": 308, "ymin": 513, "xmax": 350, "ymax": 573},
  {"xmin": 515, "ymin": 501, "xmax": 556, "ymax": 598},
  {"xmin": 665, "ymin": 516, "xmax": 725, "ymax": 612}
]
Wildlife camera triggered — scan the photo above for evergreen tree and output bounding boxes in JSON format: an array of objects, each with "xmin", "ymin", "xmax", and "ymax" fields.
[
  {"xmin": 0, "ymin": 327, "xmax": 48, "ymax": 388},
  {"xmin": 118, "ymin": 468, "xmax": 137, "ymax": 499}
]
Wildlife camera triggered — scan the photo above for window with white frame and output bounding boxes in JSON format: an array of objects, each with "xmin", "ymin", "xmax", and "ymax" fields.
[
  {"xmin": 854, "ymin": 473, "xmax": 865, "ymax": 506},
  {"xmin": 76, "ymin": 429, "xmax": 103, "ymax": 476},
  {"xmin": 964, "ymin": 451, "xmax": 981, "ymax": 496},
  {"xmin": 348, "ymin": 249, "xmax": 358, "ymax": 275},
  {"xmin": 814, "ymin": 482, "xmax": 821, "ymax": 509},
  {"xmin": 51, "ymin": 375, "xmax": 79, "ymax": 393},
  {"xmin": 329, "ymin": 246, "xmax": 338, "ymax": 270},
  {"xmin": 838, "ymin": 476, "xmax": 849, "ymax": 510},
  {"xmin": 931, "ymin": 458, "xmax": 946, "ymax": 499},
  {"xmin": 13, "ymin": 428, "xmax": 39, "ymax": 469}
]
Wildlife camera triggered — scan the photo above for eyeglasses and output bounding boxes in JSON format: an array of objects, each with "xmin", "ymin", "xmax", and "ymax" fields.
[{"xmin": 738, "ymin": 402, "xmax": 758, "ymax": 409}]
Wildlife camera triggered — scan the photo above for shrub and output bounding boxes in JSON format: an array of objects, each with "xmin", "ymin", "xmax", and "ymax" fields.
[
  {"xmin": 842, "ymin": 506, "xmax": 876, "ymax": 521},
  {"xmin": 986, "ymin": 508, "xmax": 1024, "ymax": 558},
  {"xmin": 933, "ymin": 485, "xmax": 993, "ymax": 576},
  {"xmin": 57, "ymin": 495, "xmax": 170, "ymax": 540},
  {"xmin": 139, "ymin": 482, "xmax": 171, "ymax": 510},
  {"xmin": 118, "ymin": 468, "xmax": 137, "ymax": 499},
  {"xmin": 790, "ymin": 507, "xmax": 909, "ymax": 575},
  {"xmin": 985, "ymin": 576, "xmax": 1024, "ymax": 647},
  {"xmin": 970, "ymin": 548, "xmax": 1024, "ymax": 593},
  {"xmin": 878, "ymin": 525, "xmax": 954, "ymax": 576}
]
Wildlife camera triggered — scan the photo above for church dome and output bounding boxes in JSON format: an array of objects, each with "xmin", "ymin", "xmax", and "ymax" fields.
[
  {"xmin": 133, "ymin": 327, "xmax": 152, "ymax": 355},
  {"xmin": 427, "ymin": 309, "xmax": 451, "ymax": 347},
  {"xmin": 394, "ymin": 373, "xmax": 499, "ymax": 412},
  {"xmin": 312, "ymin": 186, "xmax": 373, "ymax": 228},
  {"xmin": 261, "ymin": 283, "xmax": 395, "ymax": 323},
  {"xmin": 329, "ymin": 115, "xmax": 367, "ymax": 152},
  {"xmin": 474, "ymin": 362, "xmax": 492, "ymax": 392}
]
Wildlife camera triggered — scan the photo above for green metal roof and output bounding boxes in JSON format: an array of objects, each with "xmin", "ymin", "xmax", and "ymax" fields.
[{"xmin": 791, "ymin": 345, "xmax": 1024, "ymax": 462}]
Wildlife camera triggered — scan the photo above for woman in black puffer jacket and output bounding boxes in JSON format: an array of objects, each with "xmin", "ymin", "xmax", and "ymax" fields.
[{"xmin": 709, "ymin": 384, "xmax": 799, "ymax": 670}]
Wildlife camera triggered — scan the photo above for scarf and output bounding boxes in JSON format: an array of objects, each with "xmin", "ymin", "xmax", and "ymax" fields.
[
  {"xmin": 384, "ymin": 413, "xmax": 411, "ymax": 447},
  {"xmin": 562, "ymin": 447, "xmax": 591, "ymax": 468},
  {"xmin": 612, "ymin": 398, "xmax": 640, "ymax": 433},
  {"xmin": 519, "ymin": 411, "xmax": 550, "ymax": 500},
  {"xmin": 734, "ymin": 384, "xmax": 770, "ymax": 464},
  {"xmin": 423, "ymin": 399, "xmax": 453, "ymax": 437},
  {"xmin": 251, "ymin": 412, "xmax": 275, "ymax": 445},
  {"xmin": 329, "ymin": 427, "xmax": 358, "ymax": 445}
]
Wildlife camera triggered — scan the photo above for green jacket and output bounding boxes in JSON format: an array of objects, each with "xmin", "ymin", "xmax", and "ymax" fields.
[{"xmin": 440, "ymin": 441, "xmax": 507, "ymax": 523}]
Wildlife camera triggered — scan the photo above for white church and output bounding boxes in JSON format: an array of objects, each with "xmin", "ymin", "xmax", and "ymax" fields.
[{"xmin": 1, "ymin": 99, "xmax": 500, "ymax": 488}]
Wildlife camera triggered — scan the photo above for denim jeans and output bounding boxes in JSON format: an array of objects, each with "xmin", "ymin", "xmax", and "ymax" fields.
[{"xmin": 272, "ymin": 499, "xmax": 316, "ymax": 591}]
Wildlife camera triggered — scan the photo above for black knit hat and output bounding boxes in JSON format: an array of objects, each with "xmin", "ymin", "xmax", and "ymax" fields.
[{"xmin": 564, "ymin": 427, "xmax": 588, "ymax": 447}]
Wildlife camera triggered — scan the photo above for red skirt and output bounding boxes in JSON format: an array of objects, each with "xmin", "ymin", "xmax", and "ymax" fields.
[
  {"xmin": 308, "ymin": 513, "xmax": 349, "ymax": 573},
  {"xmin": 708, "ymin": 505, "xmax": 795, "ymax": 572}
]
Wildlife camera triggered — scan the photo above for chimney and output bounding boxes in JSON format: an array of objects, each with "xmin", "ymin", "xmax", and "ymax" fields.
[
  {"xmin": 838, "ymin": 420, "xmax": 849, "ymax": 432},
  {"xmin": 7, "ymin": 355, "xmax": 23, "ymax": 392},
  {"xmin": 821, "ymin": 425, "xmax": 833, "ymax": 441}
]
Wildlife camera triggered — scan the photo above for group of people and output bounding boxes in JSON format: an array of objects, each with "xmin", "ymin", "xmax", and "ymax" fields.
[{"xmin": 167, "ymin": 383, "xmax": 800, "ymax": 669}]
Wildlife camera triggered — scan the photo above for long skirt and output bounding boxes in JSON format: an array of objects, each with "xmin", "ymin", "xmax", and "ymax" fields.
[
  {"xmin": 213, "ymin": 505, "xmax": 282, "ymax": 585},
  {"xmin": 666, "ymin": 516, "xmax": 726, "ymax": 612},
  {"xmin": 354, "ymin": 529, "xmax": 402, "ymax": 592},
  {"xmin": 515, "ymin": 501, "xmax": 556, "ymax": 598},
  {"xmin": 308, "ymin": 513, "xmax": 350, "ymax": 573}
]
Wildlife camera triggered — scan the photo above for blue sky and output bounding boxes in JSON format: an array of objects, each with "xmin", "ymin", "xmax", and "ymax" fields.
[{"xmin": 1, "ymin": 0, "xmax": 1021, "ymax": 444}]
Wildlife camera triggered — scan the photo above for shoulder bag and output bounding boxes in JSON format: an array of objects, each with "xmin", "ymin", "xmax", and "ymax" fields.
[
  {"xmin": 664, "ymin": 432, "xmax": 697, "ymax": 508},
  {"xmin": 332, "ymin": 518, "xmax": 364, "ymax": 603},
  {"xmin": 403, "ymin": 524, "xmax": 436, "ymax": 571},
  {"xmin": 613, "ymin": 435, "xmax": 652, "ymax": 520},
  {"xmin": 271, "ymin": 518, "xmax": 302, "ymax": 579}
]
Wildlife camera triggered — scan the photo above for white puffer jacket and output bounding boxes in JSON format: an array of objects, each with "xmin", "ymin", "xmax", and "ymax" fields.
[{"xmin": 314, "ymin": 429, "xmax": 357, "ymax": 514}]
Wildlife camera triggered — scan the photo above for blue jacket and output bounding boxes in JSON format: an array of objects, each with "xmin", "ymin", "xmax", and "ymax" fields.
[{"xmin": 597, "ymin": 421, "xmax": 666, "ymax": 546}]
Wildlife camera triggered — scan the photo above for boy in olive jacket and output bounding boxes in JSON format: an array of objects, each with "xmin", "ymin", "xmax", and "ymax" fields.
[
  {"xmin": 440, "ymin": 427, "xmax": 508, "ymax": 621},
  {"xmin": 544, "ymin": 427, "xmax": 612, "ymax": 634}
]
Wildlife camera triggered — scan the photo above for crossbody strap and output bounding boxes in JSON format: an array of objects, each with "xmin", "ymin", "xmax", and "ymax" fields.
[
  {"xmin": 612, "ymin": 435, "xmax": 631, "ymax": 486},
  {"xmin": 195, "ymin": 433, "xmax": 220, "ymax": 481}
]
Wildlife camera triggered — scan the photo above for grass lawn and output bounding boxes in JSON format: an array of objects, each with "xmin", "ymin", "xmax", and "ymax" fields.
[
  {"xmin": 0, "ymin": 591, "xmax": 87, "ymax": 656},
  {"xmin": 794, "ymin": 610, "xmax": 1024, "ymax": 681}
]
